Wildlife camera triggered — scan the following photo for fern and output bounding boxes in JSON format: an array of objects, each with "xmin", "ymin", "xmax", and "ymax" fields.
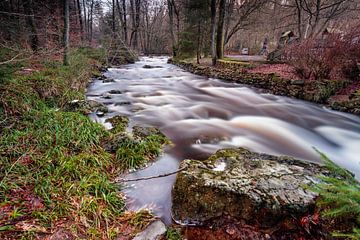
[{"xmin": 310, "ymin": 149, "xmax": 360, "ymax": 238}]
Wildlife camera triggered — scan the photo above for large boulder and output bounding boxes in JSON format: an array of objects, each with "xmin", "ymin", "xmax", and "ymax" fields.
[{"xmin": 172, "ymin": 148, "xmax": 327, "ymax": 229}]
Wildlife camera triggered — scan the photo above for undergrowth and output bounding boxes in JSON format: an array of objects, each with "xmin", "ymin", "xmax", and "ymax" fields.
[
  {"xmin": 311, "ymin": 151, "xmax": 360, "ymax": 239},
  {"xmin": 0, "ymin": 48, "xmax": 168, "ymax": 239}
]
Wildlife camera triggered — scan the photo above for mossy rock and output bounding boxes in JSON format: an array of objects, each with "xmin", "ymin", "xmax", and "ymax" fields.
[
  {"xmin": 105, "ymin": 115, "xmax": 129, "ymax": 134},
  {"xmin": 64, "ymin": 99, "xmax": 108, "ymax": 115},
  {"xmin": 172, "ymin": 148, "xmax": 327, "ymax": 229}
]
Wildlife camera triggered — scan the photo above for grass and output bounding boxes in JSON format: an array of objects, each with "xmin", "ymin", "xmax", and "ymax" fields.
[
  {"xmin": 0, "ymin": 48, "xmax": 169, "ymax": 239},
  {"xmin": 165, "ymin": 227, "xmax": 182, "ymax": 240}
]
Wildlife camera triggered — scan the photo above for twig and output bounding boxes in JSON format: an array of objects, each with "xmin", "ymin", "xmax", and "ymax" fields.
[
  {"xmin": 0, "ymin": 52, "xmax": 23, "ymax": 65},
  {"xmin": 116, "ymin": 166, "xmax": 187, "ymax": 182}
]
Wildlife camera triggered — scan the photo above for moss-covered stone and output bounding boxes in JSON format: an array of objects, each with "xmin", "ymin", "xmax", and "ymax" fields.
[{"xmin": 105, "ymin": 115, "xmax": 129, "ymax": 134}]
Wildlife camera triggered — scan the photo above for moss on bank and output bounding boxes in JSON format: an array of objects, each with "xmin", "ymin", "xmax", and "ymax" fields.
[{"xmin": 0, "ymin": 48, "xmax": 168, "ymax": 239}]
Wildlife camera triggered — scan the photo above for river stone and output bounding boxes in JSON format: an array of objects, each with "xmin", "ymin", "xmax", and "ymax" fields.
[
  {"xmin": 108, "ymin": 90, "xmax": 123, "ymax": 94},
  {"xmin": 172, "ymin": 148, "xmax": 326, "ymax": 228},
  {"xmin": 64, "ymin": 100, "xmax": 108, "ymax": 114},
  {"xmin": 132, "ymin": 220, "xmax": 166, "ymax": 240},
  {"xmin": 102, "ymin": 78, "xmax": 115, "ymax": 83},
  {"xmin": 143, "ymin": 65, "xmax": 163, "ymax": 69}
]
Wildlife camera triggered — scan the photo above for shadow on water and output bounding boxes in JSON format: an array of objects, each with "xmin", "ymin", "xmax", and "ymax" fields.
[{"xmin": 87, "ymin": 56, "xmax": 360, "ymax": 224}]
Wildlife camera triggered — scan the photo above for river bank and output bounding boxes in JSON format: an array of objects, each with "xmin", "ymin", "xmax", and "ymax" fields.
[
  {"xmin": 0, "ymin": 48, "xmax": 169, "ymax": 239},
  {"xmin": 168, "ymin": 58, "xmax": 360, "ymax": 115}
]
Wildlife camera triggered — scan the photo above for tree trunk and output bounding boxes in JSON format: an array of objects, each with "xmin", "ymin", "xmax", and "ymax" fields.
[
  {"xmin": 130, "ymin": 0, "xmax": 135, "ymax": 47},
  {"xmin": 63, "ymin": 0, "xmax": 70, "ymax": 66},
  {"xmin": 129, "ymin": 0, "xmax": 140, "ymax": 50},
  {"xmin": 210, "ymin": 0, "xmax": 217, "ymax": 65},
  {"xmin": 196, "ymin": 21, "xmax": 201, "ymax": 64},
  {"xmin": 89, "ymin": 0, "xmax": 94, "ymax": 43},
  {"xmin": 76, "ymin": 0, "xmax": 84, "ymax": 41},
  {"xmin": 122, "ymin": 0, "xmax": 128, "ymax": 44},
  {"xmin": 216, "ymin": 0, "xmax": 226, "ymax": 59},
  {"xmin": 112, "ymin": 0, "xmax": 116, "ymax": 34},
  {"xmin": 294, "ymin": 0, "xmax": 303, "ymax": 39},
  {"xmin": 23, "ymin": 0, "xmax": 39, "ymax": 52},
  {"xmin": 134, "ymin": 0, "xmax": 141, "ymax": 50},
  {"xmin": 167, "ymin": 0, "xmax": 176, "ymax": 57},
  {"xmin": 82, "ymin": 0, "xmax": 87, "ymax": 40}
]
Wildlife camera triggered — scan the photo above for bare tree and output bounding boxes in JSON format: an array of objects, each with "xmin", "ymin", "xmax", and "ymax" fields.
[
  {"xmin": 130, "ymin": 0, "xmax": 141, "ymax": 50},
  {"xmin": 63, "ymin": 0, "xmax": 70, "ymax": 65},
  {"xmin": 224, "ymin": 0, "xmax": 266, "ymax": 45},
  {"xmin": 216, "ymin": 0, "xmax": 226, "ymax": 59},
  {"xmin": 23, "ymin": 0, "xmax": 39, "ymax": 51},
  {"xmin": 210, "ymin": 0, "xmax": 217, "ymax": 65},
  {"xmin": 76, "ymin": 0, "xmax": 84, "ymax": 41},
  {"xmin": 167, "ymin": 0, "xmax": 178, "ymax": 56}
]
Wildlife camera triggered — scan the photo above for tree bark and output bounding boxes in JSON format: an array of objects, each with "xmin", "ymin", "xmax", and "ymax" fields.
[
  {"xmin": 196, "ymin": 20, "xmax": 201, "ymax": 64},
  {"xmin": 122, "ymin": 0, "xmax": 128, "ymax": 44},
  {"xmin": 112, "ymin": 0, "xmax": 116, "ymax": 34},
  {"xmin": 216, "ymin": 0, "xmax": 226, "ymax": 59},
  {"xmin": 76, "ymin": 0, "xmax": 84, "ymax": 41},
  {"xmin": 210, "ymin": 0, "xmax": 217, "ymax": 65},
  {"xmin": 167, "ymin": 0, "xmax": 177, "ymax": 56},
  {"xmin": 89, "ymin": 0, "xmax": 94, "ymax": 43},
  {"xmin": 23, "ymin": 0, "xmax": 39, "ymax": 52},
  {"xmin": 130, "ymin": 0, "xmax": 140, "ymax": 50},
  {"xmin": 63, "ymin": 0, "xmax": 70, "ymax": 66},
  {"xmin": 82, "ymin": 0, "xmax": 87, "ymax": 40}
]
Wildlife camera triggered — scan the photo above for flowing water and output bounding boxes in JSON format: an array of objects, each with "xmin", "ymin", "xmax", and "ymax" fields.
[{"xmin": 87, "ymin": 56, "xmax": 360, "ymax": 224}]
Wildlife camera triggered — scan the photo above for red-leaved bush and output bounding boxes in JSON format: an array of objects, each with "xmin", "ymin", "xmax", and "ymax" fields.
[{"xmin": 284, "ymin": 27, "xmax": 360, "ymax": 81}]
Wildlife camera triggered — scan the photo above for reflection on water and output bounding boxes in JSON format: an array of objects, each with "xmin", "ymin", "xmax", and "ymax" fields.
[{"xmin": 87, "ymin": 56, "xmax": 360, "ymax": 224}]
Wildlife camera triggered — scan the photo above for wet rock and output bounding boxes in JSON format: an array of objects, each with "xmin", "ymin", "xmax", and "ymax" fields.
[
  {"xmin": 143, "ymin": 65, "xmax": 163, "ymax": 69},
  {"xmin": 172, "ymin": 148, "xmax": 326, "ymax": 229},
  {"xmin": 99, "ymin": 66, "xmax": 108, "ymax": 72},
  {"xmin": 106, "ymin": 115, "xmax": 129, "ymax": 133},
  {"xmin": 96, "ymin": 111, "xmax": 105, "ymax": 117},
  {"xmin": 102, "ymin": 78, "xmax": 115, "ymax": 83},
  {"xmin": 101, "ymin": 93, "xmax": 112, "ymax": 99},
  {"xmin": 64, "ymin": 100, "xmax": 108, "ymax": 115},
  {"xmin": 115, "ymin": 101, "xmax": 131, "ymax": 106},
  {"xmin": 108, "ymin": 90, "xmax": 123, "ymax": 94},
  {"xmin": 291, "ymin": 79, "xmax": 305, "ymax": 85},
  {"xmin": 132, "ymin": 125, "xmax": 164, "ymax": 139},
  {"xmin": 132, "ymin": 220, "xmax": 166, "ymax": 240}
]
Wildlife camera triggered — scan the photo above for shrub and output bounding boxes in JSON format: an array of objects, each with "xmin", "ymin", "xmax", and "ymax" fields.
[{"xmin": 284, "ymin": 26, "xmax": 360, "ymax": 80}]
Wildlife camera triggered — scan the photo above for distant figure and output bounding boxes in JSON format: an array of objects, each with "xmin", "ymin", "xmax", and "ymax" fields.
[{"xmin": 259, "ymin": 37, "xmax": 268, "ymax": 55}]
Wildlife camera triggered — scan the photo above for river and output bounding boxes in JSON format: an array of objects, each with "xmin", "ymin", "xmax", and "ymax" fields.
[{"xmin": 86, "ymin": 56, "xmax": 360, "ymax": 224}]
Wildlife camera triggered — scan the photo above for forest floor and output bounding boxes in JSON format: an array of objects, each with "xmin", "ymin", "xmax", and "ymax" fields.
[
  {"xmin": 0, "ymin": 48, "xmax": 171, "ymax": 240},
  {"xmin": 170, "ymin": 57, "xmax": 360, "ymax": 115}
]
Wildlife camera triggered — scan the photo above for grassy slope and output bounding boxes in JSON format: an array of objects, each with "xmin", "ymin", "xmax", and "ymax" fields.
[{"xmin": 0, "ymin": 48, "xmax": 166, "ymax": 239}]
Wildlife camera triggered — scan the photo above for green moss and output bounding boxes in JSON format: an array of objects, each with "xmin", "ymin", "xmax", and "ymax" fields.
[
  {"xmin": 106, "ymin": 115, "xmax": 129, "ymax": 134},
  {"xmin": 116, "ymin": 132, "xmax": 169, "ymax": 170}
]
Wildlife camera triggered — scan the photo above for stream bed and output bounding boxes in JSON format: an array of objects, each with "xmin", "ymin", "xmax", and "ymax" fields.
[{"xmin": 87, "ymin": 56, "xmax": 360, "ymax": 224}]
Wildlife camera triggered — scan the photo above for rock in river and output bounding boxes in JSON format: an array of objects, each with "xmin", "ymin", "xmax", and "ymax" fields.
[{"xmin": 172, "ymin": 148, "xmax": 327, "ymax": 229}]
